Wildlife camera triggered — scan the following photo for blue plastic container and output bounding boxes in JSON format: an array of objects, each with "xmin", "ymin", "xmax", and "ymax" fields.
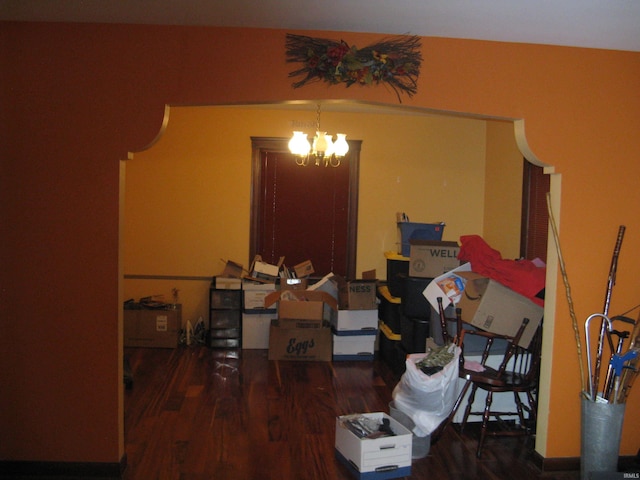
[{"xmin": 398, "ymin": 222, "xmax": 445, "ymax": 257}]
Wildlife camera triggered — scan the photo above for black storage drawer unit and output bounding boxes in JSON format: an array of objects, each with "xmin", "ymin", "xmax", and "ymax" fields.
[
  {"xmin": 210, "ymin": 289, "xmax": 242, "ymax": 309},
  {"xmin": 209, "ymin": 327, "xmax": 241, "ymax": 339},
  {"xmin": 209, "ymin": 279, "xmax": 242, "ymax": 349},
  {"xmin": 209, "ymin": 338, "xmax": 241, "ymax": 349},
  {"xmin": 210, "ymin": 310, "xmax": 241, "ymax": 329}
]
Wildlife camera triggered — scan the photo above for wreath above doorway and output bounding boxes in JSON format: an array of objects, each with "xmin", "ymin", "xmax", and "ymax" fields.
[{"xmin": 285, "ymin": 33, "xmax": 422, "ymax": 102}]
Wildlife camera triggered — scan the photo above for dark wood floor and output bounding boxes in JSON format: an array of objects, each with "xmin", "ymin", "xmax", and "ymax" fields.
[{"xmin": 122, "ymin": 346, "xmax": 581, "ymax": 480}]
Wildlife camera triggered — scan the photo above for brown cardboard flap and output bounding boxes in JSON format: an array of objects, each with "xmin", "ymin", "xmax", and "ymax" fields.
[
  {"xmin": 263, "ymin": 289, "xmax": 338, "ymax": 311},
  {"xmin": 361, "ymin": 269, "xmax": 377, "ymax": 280}
]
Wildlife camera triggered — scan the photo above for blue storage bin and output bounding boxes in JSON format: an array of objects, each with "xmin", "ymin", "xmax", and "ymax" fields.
[{"xmin": 398, "ymin": 222, "xmax": 445, "ymax": 256}]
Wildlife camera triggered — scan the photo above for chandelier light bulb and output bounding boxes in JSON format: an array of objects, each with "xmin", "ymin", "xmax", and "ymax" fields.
[
  {"xmin": 333, "ymin": 133, "xmax": 349, "ymax": 157},
  {"xmin": 288, "ymin": 131, "xmax": 311, "ymax": 156}
]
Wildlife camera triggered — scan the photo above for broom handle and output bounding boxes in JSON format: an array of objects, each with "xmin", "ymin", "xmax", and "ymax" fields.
[{"xmin": 592, "ymin": 225, "xmax": 625, "ymax": 399}]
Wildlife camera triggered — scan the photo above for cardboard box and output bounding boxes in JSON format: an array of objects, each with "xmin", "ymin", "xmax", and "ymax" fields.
[
  {"xmin": 456, "ymin": 272, "xmax": 543, "ymax": 348},
  {"xmin": 242, "ymin": 312, "xmax": 275, "ymax": 349},
  {"xmin": 307, "ymin": 273, "xmax": 339, "ymax": 301},
  {"xmin": 423, "ymin": 263, "xmax": 472, "ymax": 312},
  {"xmin": 267, "ymin": 319, "xmax": 332, "ymax": 361},
  {"xmin": 242, "ymin": 280, "xmax": 278, "ymax": 312},
  {"xmin": 409, "ymin": 240, "xmax": 460, "ymax": 278},
  {"xmin": 332, "ymin": 333, "xmax": 376, "ymax": 361},
  {"xmin": 248, "ymin": 255, "xmax": 284, "ymax": 282},
  {"xmin": 335, "ymin": 413, "xmax": 412, "ymax": 479},
  {"xmin": 264, "ymin": 290, "xmax": 338, "ymax": 328},
  {"xmin": 124, "ymin": 308, "xmax": 180, "ymax": 348},
  {"xmin": 292, "ymin": 259, "xmax": 314, "ymax": 278},
  {"xmin": 332, "ymin": 309, "xmax": 379, "ymax": 333},
  {"xmin": 221, "ymin": 260, "xmax": 244, "ymax": 278},
  {"xmin": 339, "ymin": 279, "xmax": 378, "ymax": 310}
]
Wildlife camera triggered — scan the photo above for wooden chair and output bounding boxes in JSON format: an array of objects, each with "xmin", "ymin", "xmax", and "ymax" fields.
[{"xmin": 435, "ymin": 296, "xmax": 541, "ymax": 458}]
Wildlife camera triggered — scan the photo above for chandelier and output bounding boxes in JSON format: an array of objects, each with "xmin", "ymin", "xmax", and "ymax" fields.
[{"xmin": 288, "ymin": 104, "xmax": 349, "ymax": 167}]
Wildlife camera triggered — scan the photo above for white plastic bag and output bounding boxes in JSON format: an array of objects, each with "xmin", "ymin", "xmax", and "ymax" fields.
[{"xmin": 391, "ymin": 344, "xmax": 461, "ymax": 436}]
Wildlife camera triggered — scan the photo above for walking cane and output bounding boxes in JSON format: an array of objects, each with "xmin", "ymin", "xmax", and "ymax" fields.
[
  {"xmin": 586, "ymin": 313, "xmax": 613, "ymax": 400},
  {"xmin": 592, "ymin": 225, "xmax": 625, "ymax": 400},
  {"xmin": 603, "ymin": 315, "xmax": 635, "ymax": 400}
]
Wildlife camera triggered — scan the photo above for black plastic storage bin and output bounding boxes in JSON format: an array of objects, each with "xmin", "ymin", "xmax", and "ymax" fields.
[
  {"xmin": 399, "ymin": 315, "xmax": 429, "ymax": 354},
  {"xmin": 385, "ymin": 252, "xmax": 409, "ymax": 298},
  {"xmin": 379, "ymin": 322, "xmax": 407, "ymax": 375},
  {"xmin": 399, "ymin": 275, "xmax": 433, "ymax": 319},
  {"xmin": 377, "ymin": 285, "xmax": 403, "ymax": 334}
]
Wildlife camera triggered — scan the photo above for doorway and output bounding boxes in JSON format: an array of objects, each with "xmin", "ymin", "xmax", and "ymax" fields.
[{"xmin": 249, "ymin": 137, "xmax": 362, "ymax": 278}]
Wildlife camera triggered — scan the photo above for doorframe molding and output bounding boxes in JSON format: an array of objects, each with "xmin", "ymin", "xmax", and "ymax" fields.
[{"xmin": 250, "ymin": 137, "xmax": 362, "ymax": 279}]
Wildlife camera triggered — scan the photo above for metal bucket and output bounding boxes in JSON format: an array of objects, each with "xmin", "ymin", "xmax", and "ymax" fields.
[
  {"xmin": 580, "ymin": 395, "xmax": 626, "ymax": 480},
  {"xmin": 389, "ymin": 401, "xmax": 430, "ymax": 459}
]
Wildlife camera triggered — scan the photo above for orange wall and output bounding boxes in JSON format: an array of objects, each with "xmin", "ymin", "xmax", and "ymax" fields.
[{"xmin": 1, "ymin": 22, "xmax": 639, "ymax": 465}]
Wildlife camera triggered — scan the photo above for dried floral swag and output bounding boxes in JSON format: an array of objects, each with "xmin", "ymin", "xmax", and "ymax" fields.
[{"xmin": 285, "ymin": 33, "xmax": 422, "ymax": 102}]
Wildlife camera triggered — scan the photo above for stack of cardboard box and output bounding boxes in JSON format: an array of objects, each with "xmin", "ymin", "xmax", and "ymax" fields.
[
  {"xmin": 265, "ymin": 289, "xmax": 337, "ymax": 361},
  {"xmin": 332, "ymin": 278, "xmax": 379, "ymax": 361},
  {"xmin": 241, "ymin": 279, "xmax": 278, "ymax": 349}
]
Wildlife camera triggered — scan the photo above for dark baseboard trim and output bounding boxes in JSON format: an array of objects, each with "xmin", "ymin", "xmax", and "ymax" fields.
[
  {"xmin": 531, "ymin": 451, "xmax": 640, "ymax": 474},
  {"xmin": 531, "ymin": 451, "xmax": 580, "ymax": 472},
  {"xmin": 0, "ymin": 454, "xmax": 127, "ymax": 478}
]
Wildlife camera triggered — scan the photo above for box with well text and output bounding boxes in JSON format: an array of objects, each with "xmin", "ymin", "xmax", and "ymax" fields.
[{"xmin": 409, "ymin": 240, "xmax": 460, "ymax": 278}]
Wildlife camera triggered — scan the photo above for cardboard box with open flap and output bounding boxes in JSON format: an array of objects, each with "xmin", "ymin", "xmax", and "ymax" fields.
[
  {"xmin": 455, "ymin": 271, "xmax": 543, "ymax": 348},
  {"xmin": 264, "ymin": 289, "xmax": 338, "ymax": 328}
]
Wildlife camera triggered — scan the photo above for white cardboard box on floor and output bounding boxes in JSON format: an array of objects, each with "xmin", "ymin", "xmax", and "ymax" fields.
[
  {"xmin": 332, "ymin": 309, "xmax": 379, "ymax": 333},
  {"xmin": 242, "ymin": 312, "xmax": 275, "ymax": 349},
  {"xmin": 335, "ymin": 412, "xmax": 412, "ymax": 479},
  {"xmin": 332, "ymin": 333, "xmax": 376, "ymax": 361},
  {"xmin": 242, "ymin": 281, "xmax": 278, "ymax": 313}
]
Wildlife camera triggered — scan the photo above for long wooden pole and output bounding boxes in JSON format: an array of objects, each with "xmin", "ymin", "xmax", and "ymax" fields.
[{"xmin": 546, "ymin": 193, "xmax": 586, "ymax": 394}]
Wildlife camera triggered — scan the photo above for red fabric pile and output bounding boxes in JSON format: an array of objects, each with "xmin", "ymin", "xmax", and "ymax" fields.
[{"xmin": 457, "ymin": 235, "xmax": 545, "ymax": 306}]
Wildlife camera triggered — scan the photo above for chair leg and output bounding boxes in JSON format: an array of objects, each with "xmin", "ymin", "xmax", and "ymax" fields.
[
  {"xmin": 526, "ymin": 390, "xmax": 537, "ymax": 424},
  {"xmin": 514, "ymin": 392, "xmax": 526, "ymax": 427},
  {"xmin": 431, "ymin": 379, "xmax": 472, "ymax": 443},
  {"xmin": 477, "ymin": 390, "xmax": 493, "ymax": 458},
  {"xmin": 443, "ymin": 380, "xmax": 471, "ymax": 431},
  {"xmin": 461, "ymin": 383, "xmax": 478, "ymax": 434}
]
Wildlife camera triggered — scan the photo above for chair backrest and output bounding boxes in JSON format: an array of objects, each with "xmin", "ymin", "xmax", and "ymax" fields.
[
  {"xmin": 436, "ymin": 296, "xmax": 451, "ymax": 344},
  {"xmin": 436, "ymin": 296, "xmax": 539, "ymax": 384},
  {"xmin": 511, "ymin": 322, "xmax": 543, "ymax": 383}
]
